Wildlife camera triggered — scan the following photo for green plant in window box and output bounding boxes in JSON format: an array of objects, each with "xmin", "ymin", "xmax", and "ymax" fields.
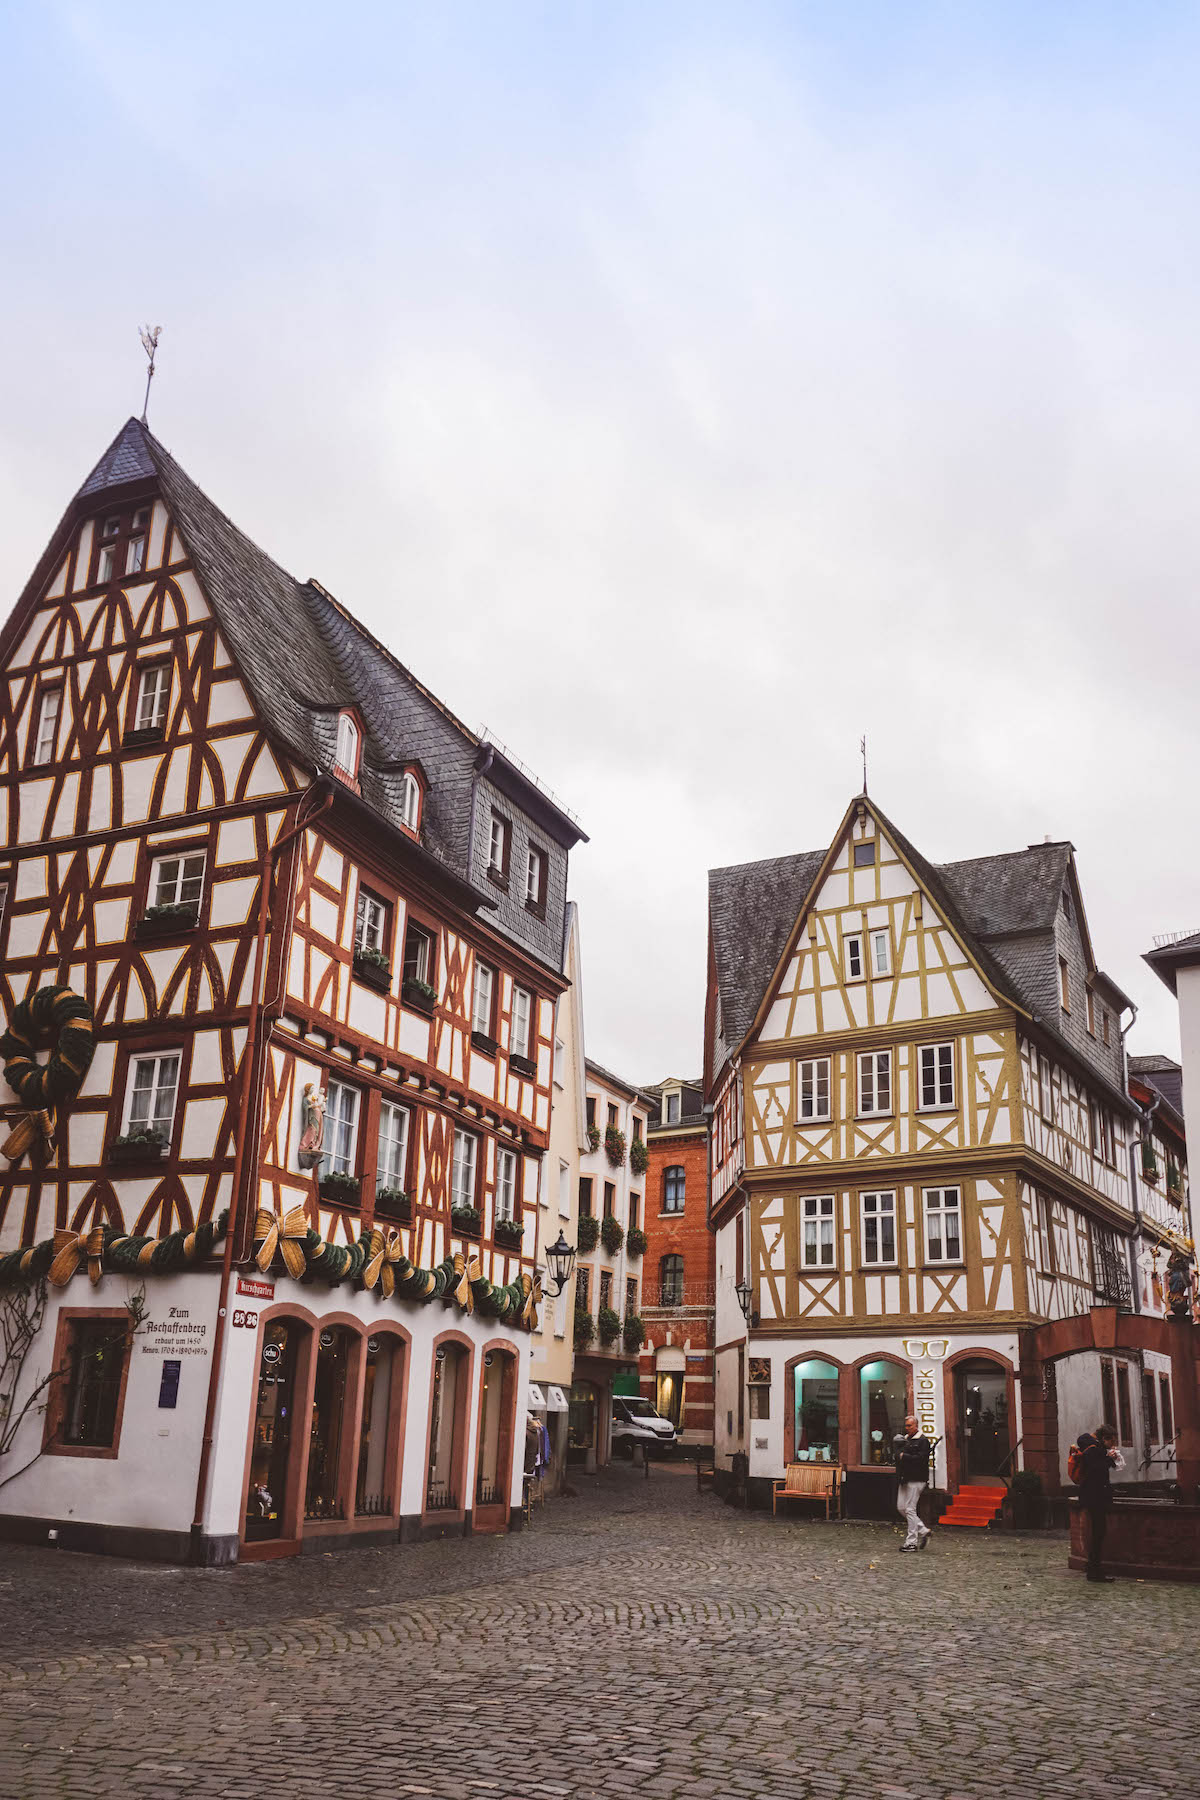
[
  {"xmin": 494, "ymin": 1216, "xmax": 524, "ymax": 1250},
  {"xmin": 110, "ymin": 1128, "xmax": 168, "ymax": 1161},
  {"xmin": 622, "ymin": 1312, "xmax": 645, "ymax": 1352},
  {"xmin": 374, "ymin": 1187, "xmax": 411, "ymax": 1221},
  {"xmin": 1167, "ymin": 1162, "xmax": 1184, "ymax": 1201},
  {"xmin": 574, "ymin": 1306, "xmax": 595, "ymax": 1348},
  {"xmin": 586, "ymin": 1123, "xmax": 600, "ymax": 1153},
  {"xmin": 597, "ymin": 1305, "xmax": 621, "ymax": 1345},
  {"xmin": 319, "ymin": 1170, "xmax": 361, "ymax": 1203},
  {"xmin": 604, "ymin": 1125, "xmax": 626, "ymax": 1168},
  {"xmin": 630, "ymin": 1139, "xmax": 649, "ymax": 1176},
  {"xmin": 600, "ymin": 1215, "xmax": 624, "ymax": 1256},
  {"xmin": 402, "ymin": 975, "xmax": 437, "ymax": 1010},
  {"xmin": 576, "ymin": 1214, "xmax": 599, "ymax": 1254},
  {"xmin": 1141, "ymin": 1139, "xmax": 1160, "ymax": 1183},
  {"xmin": 625, "ymin": 1227, "xmax": 647, "ymax": 1258},
  {"xmin": 138, "ymin": 901, "xmax": 198, "ymax": 933},
  {"xmin": 451, "ymin": 1202, "xmax": 481, "ymax": 1236}
]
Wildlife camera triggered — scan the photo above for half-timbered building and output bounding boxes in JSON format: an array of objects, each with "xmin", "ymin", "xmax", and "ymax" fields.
[
  {"xmin": 0, "ymin": 418, "xmax": 584, "ymax": 1561},
  {"xmin": 636, "ymin": 1077, "xmax": 713, "ymax": 1446},
  {"xmin": 706, "ymin": 795, "xmax": 1156, "ymax": 1515}
]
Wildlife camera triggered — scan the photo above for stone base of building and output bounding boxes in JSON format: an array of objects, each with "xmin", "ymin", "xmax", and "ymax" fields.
[
  {"xmin": 1068, "ymin": 1498, "xmax": 1200, "ymax": 1582},
  {"xmin": 0, "ymin": 1511, "xmax": 195, "ymax": 1563}
]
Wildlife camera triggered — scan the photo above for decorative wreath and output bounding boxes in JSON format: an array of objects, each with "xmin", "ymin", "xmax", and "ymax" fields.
[{"xmin": 0, "ymin": 983, "xmax": 95, "ymax": 1110}]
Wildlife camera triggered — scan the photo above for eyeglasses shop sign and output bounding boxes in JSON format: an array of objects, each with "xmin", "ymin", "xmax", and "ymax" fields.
[{"xmin": 903, "ymin": 1339, "xmax": 949, "ymax": 1444}]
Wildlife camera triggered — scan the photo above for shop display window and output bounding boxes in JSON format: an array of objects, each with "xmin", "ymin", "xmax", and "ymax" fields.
[
  {"xmin": 860, "ymin": 1360, "xmax": 908, "ymax": 1464},
  {"xmin": 794, "ymin": 1358, "xmax": 839, "ymax": 1460}
]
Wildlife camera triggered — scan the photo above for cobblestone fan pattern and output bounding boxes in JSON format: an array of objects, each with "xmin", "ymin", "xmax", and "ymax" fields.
[{"xmin": 3, "ymin": 1467, "xmax": 1199, "ymax": 1800}]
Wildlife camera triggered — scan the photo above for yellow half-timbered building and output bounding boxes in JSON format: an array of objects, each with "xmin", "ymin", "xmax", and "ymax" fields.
[{"xmin": 706, "ymin": 795, "xmax": 1153, "ymax": 1513}]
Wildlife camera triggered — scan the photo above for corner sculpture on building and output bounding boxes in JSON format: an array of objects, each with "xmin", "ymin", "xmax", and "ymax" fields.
[{"xmin": 0, "ymin": 417, "xmax": 585, "ymax": 1562}]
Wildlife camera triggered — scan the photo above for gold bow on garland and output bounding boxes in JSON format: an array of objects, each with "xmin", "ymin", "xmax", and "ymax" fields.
[
  {"xmin": 253, "ymin": 1205, "xmax": 310, "ymax": 1279},
  {"xmin": 1, "ymin": 1108, "xmax": 55, "ymax": 1163},
  {"xmin": 47, "ymin": 1225, "xmax": 107, "ymax": 1288},
  {"xmin": 521, "ymin": 1270, "xmax": 542, "ymax": 1331},
  {"xmin": 451, "ymin": 1252, "xmax": 476, "ymax": 1312},
  {"xmin": 361, "ymin": 1227, "xmax": 404, "ymax": 1299}
]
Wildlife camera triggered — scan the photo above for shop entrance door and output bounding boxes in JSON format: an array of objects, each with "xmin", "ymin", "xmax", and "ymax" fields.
[
  {"xmin": 956, "ymin": 1361, "xmax": 1011, "ymax": 1480},
  {"xmin": 245, "ymin": 1320, "xmax": 301, "ymax": 1542}
]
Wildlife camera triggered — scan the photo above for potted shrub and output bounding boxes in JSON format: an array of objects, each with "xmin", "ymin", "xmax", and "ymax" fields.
[
  {"xmin": 353, "ymin": 945, "xmax": 392, "ymax": 992},
  {"xmin": 577, "ymin": 1214, "xmax": 599, "ymax": 1254},
  {"xmin": 136, "ymin": 901, "xmax": 198, "ymax": 937},
  {"xmin": 605, "ymin": 1125, "xmax": 626, "ymax": 1168},
  {"xmin": 319, "ymin": 1169, "xmax": 361, "ymax": 1204},
  {"xmin": 586, "ymin": 1123, "xmax": 600, "ymax": 1153},
  {"xmin": 630, "ymin": 1139, "xmax": 649, "ymax": 1176},
  {"xmin": 494, "ymin": 1216, "xmax": 524, "ymax": 1250},
  {"xmin": 574, "ymin": 1307, "xmax": 595, "ymax": 1348},
  {"xmin": 625, "ymin": 1227, "xmax": 647, "ymax": 1258},
  {"xmin": 597, "ymin": 1305, "xmax": 621, "ymax": 1345},
  {"xmin": 622, "ymin": 1312, "xmax": 645, "ymax": 1353},
  {"xmin": 1142, "ymin": 1139, "xmax": 1160, "ymax": 1184},
  {"xmin": 600, "ymin": 1215, "xmax": 624, "ymax": 1255},
  {"xmin": 402, "ymin": 975, "xmax": 437, "ymax": 1012},
  {"xmin": 1168, "ymin": 1162, "xmax": 1184, "ymax": 1202},
  {"xmin": 374, "ymin": 1187, "xmax": 411, "ymax": 1223},
  {"xmin": 109, "ymin": 1127, "xmax": 168, "ymax": 1163},
  {"xmin": 1007, "ymin": 1469, "xmax": 1045, "ymax": 1530},
  {"xmin": 451, "ymin": 1202, "xmax": 481, "ymax": 1237}
]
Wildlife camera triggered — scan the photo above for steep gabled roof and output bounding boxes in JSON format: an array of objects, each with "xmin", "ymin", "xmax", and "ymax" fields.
[
  {"xmin": 708, "ymin": 849, "xmax": 825, "ymax": 1050},
  {"xmin": 1129, "ymin": 1054, "xmax": 1185, "ymax": 1122}
]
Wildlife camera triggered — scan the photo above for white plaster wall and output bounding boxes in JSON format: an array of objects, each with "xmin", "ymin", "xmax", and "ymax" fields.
[{"xmin": 1176, "ymin": 966, "xmax": 1200, "ymax": 1183}]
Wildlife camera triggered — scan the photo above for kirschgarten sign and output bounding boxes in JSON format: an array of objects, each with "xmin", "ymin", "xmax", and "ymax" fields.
[{"xmin": 904, "ymin": 1338, "xmax": 949, "ymax": 1481}]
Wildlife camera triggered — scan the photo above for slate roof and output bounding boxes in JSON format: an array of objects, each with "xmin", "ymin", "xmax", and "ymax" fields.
[
  {"xmin": 708, "ymin": 850, "xmax": 826, "ymax": 1049},
  {"xmin": 1145, "ymin": 930, "xmax": 1200, "ymax": 997},
  {"xmin": 584, "ymin": 1058, "xmax": 646, "ymax": 1104},
  {"xmin": 59, "ymin": 419, "xmax": 580, "ymax": 897},
  {"xmin": 1129, "ymin": 1055, "xmax": 1185, "ymax": 1121}
]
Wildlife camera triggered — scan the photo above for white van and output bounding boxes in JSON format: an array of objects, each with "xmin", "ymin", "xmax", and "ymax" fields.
[{"xmin": 611, "ymin": 1396, "xmax": 678, "ymax": 1456}]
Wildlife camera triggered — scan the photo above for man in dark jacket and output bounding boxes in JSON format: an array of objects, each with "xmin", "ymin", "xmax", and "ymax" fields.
[
  {"xmin": 893, "ymin": 1415, "xmax": 933, "ymax": 1552},
  {"xmin": 1078, "ymin": 1425, "xmax": 1119, "ymax": 1583}
]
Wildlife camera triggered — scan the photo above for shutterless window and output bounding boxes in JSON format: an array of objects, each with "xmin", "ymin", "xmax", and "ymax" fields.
[
  {"xmin": 799, "ymin": 1057, "xmax": 831, "ymax": 1123},
  {"xmin": 355, "ymin": 887, "xmax": 389, "ymax": 954},
  {"xmin": 871, "ymin": 929, "xmax": 891, "ymax": 976},
  {"xmin": 1143, "ymin": 1371, "xmax": 1160, "ymax": 1443},
  {"xmin": 625, "ymin": 1276, "xmax": 638, "ymax": 1314},
  {"xmin": 923, "ymin": 1187, "xmax": 962, "ymax": 1264},
  {"xmin": 125, "ymin": 532, "xmax": 146, "ymax": 575},
  {"xmin": 403, "ymin": 923, "xmax": 432, "ymax": 986},
  {"xmin": 1059, "ymin": 956, "xmax": 1070, "ymax": 1011},
  {"xmin": 629, "ymin": 1192, "xmax": 640, "ymax": 1231},
  {"xmin": 135, "ymin": 663, "xmax": 169, "ymax": 732},
  {"xmin": 125, "ymin": 1052, "xmax": 181, "ymax": 1139},
  {"xmin": 558, "ymin": 1159, "xmax": 570, "ymax": 1217},
  {"xmin": 496, "ymin": 1148, "xmax": 518, "ymax": 1222},
  {"xmin": 599, "ymin": 1270, "xmax": 612, "ymax": 1310},
  {"xmin": 553, "ymin": 1038, "xmax": 565, "ymax": 1086},
  {"xmin": 801, "ymin": 1195, "xmax": 836, "ymax": 1269},
  {"xmin": 665, "ymin": 1091, "xmax": 680, "ymax": 1124},
  {"xmin": 853, "ymin": 841, "xmax": 876, "ymax": 867},
  {"xmin": 33, "ymin": 688, "xmax": 61, "ymax": 765},
  {"xmin": 664, "ymin": 1166, "xmax": 685, "ymax": 1212},
  {"xmin": 376, "ymin": 1102, "xmax": 410, "ymax": 1193},
  {"xmin": 488, "ymin": 814, "xmax": 509, "ymax": 876},
  {"xmin": 450, "ymin": 1128, "xmax": 478, "ymax": 1208},
  {"xmin": 660, "ymin": 1254, "xmax": 684, "ymax": 1304},
  {"xmin": 607, "ymin": 1103, "xmax": 617, "ymax": 1129},
  {"xmin": 844, "ymin": 932, "xmax": 864, "ymax": 981},
  {"xmin": 324, "ymin": 1081, "xmax": 360, "ymax": 1176},
  {"xmin": 575, "ymin": 1266, "xmax": 590, "ymax": 1311},
  {"xmin": 1160, "ymin": 1375, "xmax": 1174, "ymax": 1442},
  {"xmin": 471, "ymin": 962, "xmax": 495, "ymax": 1036},
  {"xmin": 603, "ymin": 1182, "xmax": 615, "ymax": 1218},
  {"xmin": 96, "ymin": 542, "xmax": 116, "ymax": 583},
  {"xmin": 525, "ymin": 846, "xmax": 546, "ymax": 907},
  {"xmin": 1038, "ymin": 1055, "xmax": 1053, "ymax": 1123},
  {"xmin": 578, "ymin": 1175, "xmax": 593, "ymax": 1216},
  {"xmin": 334, "ymin": 713, "xmax": 359, "ymax": 776},
  {"xmin": 919, "ymin": 1043, "xmax": 955, "ymax": 1110},
  {"xmin": 511, "ymin": 987, "xmax": 531, "ymax": 1058},
  {"xmin": 860, "ymin": 1191, "xmax": 897, "ymax": 1266},
  {"xmin": 399, "ymin": 772, "xmax": 420, "ymax": 831},
  {"xmin": 1086, "ymin": 990, "xmax": 1096, "ymax": 1036},
  {"xmin": 1116, "ymin": 1362, "xmax": 1134, "ymax": 1446},
  {"xmin": 1100, "ymin": 1357, "xmax": 1117, "ymax": 1432},
  {"xmin": 61, "ymin": 1318, "xmax": 127, "ymax": 1448},
  {"xmin": 152, "ymin": 851, "xmax": 205, "ymax": 910},
  {"xmin": 858, "ymin": 1050, "xmax": 891, "ymax": 1115}
]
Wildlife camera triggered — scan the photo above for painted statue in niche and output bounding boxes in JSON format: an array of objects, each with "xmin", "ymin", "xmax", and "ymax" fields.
[{"xmin": 298, "ymin": 1082, "xmax": 326, "ymax": 1169}]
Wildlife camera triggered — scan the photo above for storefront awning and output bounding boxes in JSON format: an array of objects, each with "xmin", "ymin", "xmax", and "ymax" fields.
[
  {"xmin": 545, "ymin": 1385, "xmax": 568, "ymax": 1413},
  {"xmin": 527, "ymin": 1383, "xmax": 547, "ymax": 1411}
]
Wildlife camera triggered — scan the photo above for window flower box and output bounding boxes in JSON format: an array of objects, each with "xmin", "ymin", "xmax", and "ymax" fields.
[
  {"xmin": 402, "ymin": 976, "xmax": 437, "ymax": 1013},
  {"xmin": 494, "ymin": 1217, "xmax": 524, "ymax": 1250},
  {"xmin": 586, "ymin": 1123, "xmax": 600, "ymax": 1153},
  {"xmin": 622, "ymin": 1312, "xmax": 646, "ymax": 1353},
  {"xmin": 510, "ymin": 1052, "xmax": 536, "ymax": 1080},
  {"xmin": 451, "ymin": 1203, "xmax": 481, "ymax": 1238},
  {"xmin": 576, "ymin": 1214, "xmax": 599, "ymax": 1254},
  {"xmin": 574, "ymin": 1307, "xmax": 595, "ymax": 1348},
  {"xmin": 630, "ymin": 1139, "xmax": 649, "ymax": 1176},
  {"xmin": 374, "ymin": 1187, "xmax": 411, "ymax": 1224},
  {"xmin": 471, "ymin": 1030, "xmax": 498, "ymax": 1057},
  {"xmin": 605, "ymin": 1125, "xmax": 626, "ymax": 1168},
  {"xmin": 319, "ymin": 1171, "xmax": 361, "ymax": 1204},
  {"xmin": 600, "ymin": 1215, "xmax": 624, "ymax": 1256},
  {"xmin": 597, "ymin": 1305, "xmax": 621, "ymax": 1346},
  {"xmin": 1142, "ymin": 1140, "xmax": 1160, "ymax": 1183},
  {"xmin": 353, "ymin": 949, "xmax": 392, "ymax": 993},
  {"xmin": 124, "ymin": 724, "xmax": 165, "ymax": 750},
  {"xmin": 626, "ymin": 1227, "xmax": 647, "ymax": 1258},
  {"xmin": 1167, "ymin": 1164, "xmax": 1185, "ymax": 1202},
  {"xmin": 135, "ymin": 902, "xmax": 198, "ymax": 939},
  {"xmin": 109, "ymin": 1129, "xmax": 168, "ymax": 1164}
]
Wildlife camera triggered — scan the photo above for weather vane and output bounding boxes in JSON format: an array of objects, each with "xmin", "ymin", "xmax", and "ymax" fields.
[
  {"xmin": 860, "ymin": 734, "xmax": 868, "ymax": 795},
  {"xmin": 138, "ymin": 325, "xmax": 161, "ymax": 425}
]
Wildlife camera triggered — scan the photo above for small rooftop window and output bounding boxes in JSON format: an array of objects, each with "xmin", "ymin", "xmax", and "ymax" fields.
[
  {"xmin": 399, "ymin": 770, "xmax": 420, "ymax": 833},
  {"xmin": 334, "ymin": 712, "xmax": 360, "ymax": 779}
]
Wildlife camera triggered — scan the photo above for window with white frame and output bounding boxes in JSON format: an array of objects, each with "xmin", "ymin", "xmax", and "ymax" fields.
[
  {"xmin": 511, "ymin": 986, "xmax": 531, "ymax": 1059},
  {"xmin": 33, "ymin": 688, "xmax": 61, "ymax": 766},
  {"xmin": 844, "ymin": 932, "xmax": 864, "ymax": 981},
  {"xmin": 324, "ymin": 1080, "xmax": 360, "ymax": 1176},
  {"xmin": 525, "ymin": 846, "xmax": 546, "ymax": 909},
  {"xmin": 665, "ymin": 1090, "xmax": 681, "ymax": 1125},
  {"xmin": 135, "ymin": 663, "xmax": 169, "ymax": 732},
  {"xmin": 402, "ymin": 921, "xmax": 433, "ymax": 987},
  {"xmin": 376, "ymin": 1101, "xmax": 410, "ymax": 1193},
  {"xmin": 496, "ymin": 1147, "xmax": 518, "ymax": 1222},
  {"xmin": 355, "ymin": 886, "xmax": 389, "ymax": 956},
  {"xmin": 553, "ymin": 1037, "xmax": 565, "ymax": 1087},
  {"xmin": 918, "ymin": 1043, "xmax": 955, "ymax": 1110},
  {"xmin": 801, "ymin": 1195, "xmax": 836, "ymax": 1269},
  {"xmin": 97, "ymin": 542, "xmax": 116, "ymax": 584},
  {"xmin": 398, "ymin": 771, "xmax": 420, "ymax": 831},
  {"xmin": 125, "ymin": 532, "xmax": 146, "ymax": 575},
  {"xmin": 124, "ymin": 1051, "xmax": 181, "ymax": 1141},
  {"xmin": 471, "ymin": 961, "xmax": 495, "ymax": 1037},
  {"xmin": 924, "ymin": 1187, "xmax": 962, "ymax": 1264},
  {"xmin": 558, "ymin": 1158, "xmax": 570, "ymax": 1217},
  {"xmin": 488, "ymin": 812, "xmax": 510, "ymax": 880},
  {"xmin": 334, "ymin": 713, "xmax": 359, "ymax": 777},
  {"xmin": 799, "ymin": 1057, "xmax": 831, "ymax": 1123},
  {"xmin": 450, "ymin": 1127, "xmax": 478, "ymax": 1208},
  {"xmin": 1038, "ymin": 1054, "xmax": 1054, "ymax": 1123},
  {"xmin": 0, "ymin": 883, "xmax": 8, "ymax": 937},
  {"xmin": 151, "ymin": 850, "xmax": 206, "ymax": 911},
  {"xmin": 871, "ymin": 929, "xmax": 891, "ymax": 976},
  {"xmin": 860, "ymin": 1190, "xmax": 897, "ymax": 1265},
  {"xmin": 858, "ymin": 1049, "xmax": 892, "ymax": 1115}
]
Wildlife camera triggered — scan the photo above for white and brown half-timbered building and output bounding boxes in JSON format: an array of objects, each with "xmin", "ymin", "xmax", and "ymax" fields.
[
  {"xmin": 0, "ymin": 418, "xmax": 584, "ymax": 1562},
  {"xmin": 705, "ymin": 795, "xmax": 1175, "ymax": 1515}
]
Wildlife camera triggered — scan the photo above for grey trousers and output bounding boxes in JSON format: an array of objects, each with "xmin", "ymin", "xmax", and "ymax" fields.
[{"xmin": 897, "ymin": 1480, "xmax": 929, "ymax": 1547}]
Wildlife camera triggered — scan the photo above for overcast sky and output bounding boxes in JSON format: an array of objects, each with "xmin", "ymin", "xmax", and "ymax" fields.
[{"xmin": 2, "ymin": 3, "xmax": 1198, "ymax": 1083}]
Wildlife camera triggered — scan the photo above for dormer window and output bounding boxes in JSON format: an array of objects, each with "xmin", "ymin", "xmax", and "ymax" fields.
[
  {"xmin": 102, "ymin": 516, "xmax": 120, "ymax": 539},
  {"xmin": 525, "ymin": 845, "xmax": 546, "ymax": 913},
  {"xmin": 487, "ymin": 811, "xmax": 511, "ymax": 886},
  {"xmin": 334, "ymin": 712, "xmax": 360, "ymax": 780},
  {"xmin": 399, "ymin": 771, "xmax": 420, "ymax": 832},
  {"xmin": 665, "ymin": 1090, "xmax": 681, "ymax": 1125}
]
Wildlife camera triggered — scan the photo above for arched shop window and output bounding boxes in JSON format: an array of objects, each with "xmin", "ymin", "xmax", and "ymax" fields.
[
  {"xmin": 245, "ymin": 1318, "xmax": 304, "ymax": 1543},
  {"xmin": 860, "ymin": 1359, "xmax": 908, "ymax": 1464},
  {"xmin": 794, "ymin": 1358, "xmax": 839, "ymax": 1461},
  {"xmin": 355, "ymin": 1333, "xmax": 402, "ymax": 1517},
  {"xmin": 427, "ymin": 1341, "xmax": 468, "ymax": 1511},
  {"xmin": 305, "ymin": 1326, "xmax": 355, "ymax": 1520},
  {"xmin": 475, "ymin": 1347, "xmax": 516, "ymax": 1510}
]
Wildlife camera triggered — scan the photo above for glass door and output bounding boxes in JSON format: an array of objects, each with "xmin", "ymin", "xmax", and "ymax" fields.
[
  {"xmin": 245, "ymin": 1320, "xmax": 300, "ymax": 1542},
  {"xmin": 957, "ymin": 1362, "xmax": 1011, "ymax": 1479}
]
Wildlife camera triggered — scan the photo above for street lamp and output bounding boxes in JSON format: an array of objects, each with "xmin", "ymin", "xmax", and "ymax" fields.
[
  {"xmin": 542, "ymin": 1230, "xmax": 577, "ymax": 1297},
  {"xmin": 735, "ymin": 1277, "xmax": 752, "ymax": 1323}
]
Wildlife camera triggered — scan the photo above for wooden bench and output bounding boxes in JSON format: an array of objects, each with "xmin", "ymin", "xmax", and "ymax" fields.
[{"xmin": 772, "ymin": 1461, "xmax": 843, "ymax": 1519}]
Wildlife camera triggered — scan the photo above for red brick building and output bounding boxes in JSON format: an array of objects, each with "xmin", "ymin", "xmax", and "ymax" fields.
[{"xmin": 637, "ymin": 1078, "xmax": 713, "ymax": 1446}]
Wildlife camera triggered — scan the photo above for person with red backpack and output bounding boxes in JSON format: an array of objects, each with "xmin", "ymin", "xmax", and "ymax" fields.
[{"xmin": 1074, "ymin": 1425, "xmax": 1120, "ymax": 1582}]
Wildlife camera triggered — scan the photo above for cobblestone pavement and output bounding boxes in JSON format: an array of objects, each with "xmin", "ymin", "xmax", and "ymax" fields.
[{"xmin": 3, "ymin": 1465, "xmax": 1199, "ymax": 1800}]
